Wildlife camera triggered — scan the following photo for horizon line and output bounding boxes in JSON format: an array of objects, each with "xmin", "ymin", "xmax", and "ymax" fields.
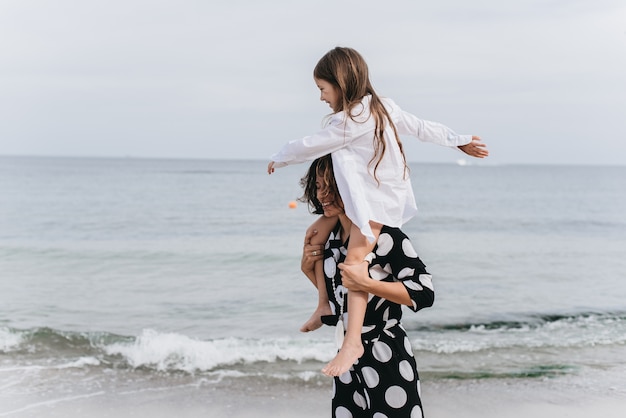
[{"xmin": 0, "ymin": 153, "xmax": 623, "ymax": 168}]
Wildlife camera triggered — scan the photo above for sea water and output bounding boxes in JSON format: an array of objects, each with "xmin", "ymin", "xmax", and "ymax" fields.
[{"xmin": 1, "ymin": 156, "xmax": 625, "ymax": 414}]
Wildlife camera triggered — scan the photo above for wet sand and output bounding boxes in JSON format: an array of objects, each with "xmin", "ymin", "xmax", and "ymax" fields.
[{"xmin": 3, "ymin": 374, "xmax": 625, "ymax": 418}]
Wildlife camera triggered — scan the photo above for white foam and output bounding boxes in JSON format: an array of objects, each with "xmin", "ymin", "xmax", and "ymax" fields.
[
  {"xmin": 0, "ymin": 327, "xmax": 23, "ymax": 352},
  {"xmin": 55, "ymin": 357, "xmax": 101, "ymax": 369},
  {"xmin": 102, "ymin": 329, "xmax": 335, "ymax": 372}
]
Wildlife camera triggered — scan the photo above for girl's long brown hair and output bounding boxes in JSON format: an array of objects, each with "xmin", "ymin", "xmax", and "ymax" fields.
[{"xmin": 313, "ymin": 47, "xmax": 408, "ymax": 182}]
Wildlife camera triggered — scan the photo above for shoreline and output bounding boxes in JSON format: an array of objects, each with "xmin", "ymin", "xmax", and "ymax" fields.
[{"xmin": 3, "ymin": 374, "xmax": 625, "ymax": 418}]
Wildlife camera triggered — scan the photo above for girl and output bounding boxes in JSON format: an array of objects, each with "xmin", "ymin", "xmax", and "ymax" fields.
[{"xmin": 268, "ymin": 47, "xmax": 488, "ymax": 377}]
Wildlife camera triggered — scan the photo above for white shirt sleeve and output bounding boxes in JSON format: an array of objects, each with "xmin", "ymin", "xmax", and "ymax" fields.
[
  {"xmin": 389, "ymin": 100, "xmax": 472, "ymax": 148},
  {"xmin": 270, "ymin": 114, "xmax": 352, "ymax": 168}
]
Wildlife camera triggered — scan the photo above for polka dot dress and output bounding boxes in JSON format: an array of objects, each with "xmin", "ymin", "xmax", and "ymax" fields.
[{"xmin": 323, "ymin": 224, "xmax": 434, "ymax": 418}]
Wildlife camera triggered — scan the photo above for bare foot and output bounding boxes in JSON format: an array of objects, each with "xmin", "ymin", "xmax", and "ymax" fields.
[
  {"xmin": 321, "ymin": 340, "xmax": 364, "ymax": 376},
  {"xmin": 300, "ymin": 305, "xmax": 332, "ymax": 332}
]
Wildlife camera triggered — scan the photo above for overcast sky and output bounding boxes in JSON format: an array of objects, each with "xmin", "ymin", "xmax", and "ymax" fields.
[{"xmin": 1, "ymin": 0, "xmax": 625, "ymax": 165}]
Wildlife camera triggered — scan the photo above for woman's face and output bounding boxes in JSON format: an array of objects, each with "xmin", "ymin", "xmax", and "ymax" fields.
[{"xmin": 315, "ymin": 178, "xmax": 344, "ymax": 217}]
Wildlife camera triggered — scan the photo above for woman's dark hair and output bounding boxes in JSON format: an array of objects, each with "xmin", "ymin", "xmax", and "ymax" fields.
[{"xmin": 299, "ymin": 155, "xmax": 339, "ymax": 214}]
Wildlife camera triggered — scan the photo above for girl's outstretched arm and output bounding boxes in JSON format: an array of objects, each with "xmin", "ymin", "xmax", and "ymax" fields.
[{"xmin": 458, "ymin": 136, "xmax": 489, "ymax": 158}]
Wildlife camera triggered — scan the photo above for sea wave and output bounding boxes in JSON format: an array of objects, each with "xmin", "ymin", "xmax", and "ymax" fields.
[
  {"xmin": 1, "ymin": 312, "xmax": 624, "ymax": 376},
  {"xmin": 0, "ymin": 327, "xmax": 335, "ymax": 373},
  {"xmin": 409, "ymin": 311, "xmax": 626, "ymax": 353},
  {"xmin": 103, "ymin": 329, "xmax": 334, "ymax": 372}
]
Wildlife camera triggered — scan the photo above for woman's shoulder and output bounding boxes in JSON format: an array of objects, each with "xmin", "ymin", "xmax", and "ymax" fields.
[
  {"xmin": 376, "ymin": 226, "xmax": 419, "ymax": 259},
  {"xmin": 377, "ymin": 226, "xmax": 410, "ymax": 251},
  {"xmin": 380, "ymin": 225, "xmax": 408, "ymax": 238}
]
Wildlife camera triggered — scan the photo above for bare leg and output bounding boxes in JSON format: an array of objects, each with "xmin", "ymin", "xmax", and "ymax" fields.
[
  {"xmin": 322, "ymin": 221, "xmax": 381, "ymax": 376},
  {"xmin": 300, "ymin": 216, "xmax": 337, "ymax": 332}
]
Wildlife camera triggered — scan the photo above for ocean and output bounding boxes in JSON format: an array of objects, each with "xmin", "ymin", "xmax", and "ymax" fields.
[{"xmin": 1, "ymin": 156, "xmax": 625, "ymax": 416}]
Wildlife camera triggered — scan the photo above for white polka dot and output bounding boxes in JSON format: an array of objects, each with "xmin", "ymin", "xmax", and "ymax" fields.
[
  {"xmin": 385, "ymin": 385, "xmax": 408, "ymax": 409},
  {"xmin": 398, "ymin": 267, "xmax": 415, "ymax": 279},
  {"xmin": 369, "ymin": 264, "xmax": 388, "ymax": 280},
  {"xmin": 402, "ymin": 238, "xmax": 418, "ymax": 258},
  {"xmin": 372, "ymin": 341, "xmax": 393, "ymax": 363},
  {"xmin": 419, "ymin": 274, "xmax": 434, "ymax": 291},
  {"xmin": 364, "ymin": 390, "xmax": 371, "ymax": 409},
  {"xmin": 362, "ymin": 324, "xmax": 375, "ymax": 333},
  {"xmin": 324, "ymin": 257, "xmax": 336, "ymax": 277},
  {"xmin": 339, "ymin": 371, "xmax": 352, "ymax": 384},
  {"xmin": 399, "ymin": 360, "xmax": 415, "ymax": 381},
  {"xmin": 332, "ymin": 378, "xmax": 336, "ymax": 397},
  {"xmin": 376, "ymin": 233, "xmax": 393, "ymax": 256},
  {"xmin": 416, "ymin": 380, "xmax": 421, "ymax": 397},
  {"xmin": 403, "ymin": 336, "xmax": 414, "ymax": 357},
  {"xmin": 411, "ymin": 404, "xmax": 423, "ymax": 418},
  {"xmin": 361, "ymin": 366, "xmax": 380, "ymax": 388},
  {"xmin": 353, "ymin": 391, "xmax": 367, "ymax": 409},
  {"xmin": 335, "ymin": 406, "xmax": 353, "ymax": 418},
  {"xmin": 373, "ymin": 413, "xmax": 388, "ymax": 418},
  {"xmin": 403, "ymin": 279, "xmax": 423, "ymax": 291}
]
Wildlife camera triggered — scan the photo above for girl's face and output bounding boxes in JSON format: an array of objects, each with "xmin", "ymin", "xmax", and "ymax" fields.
[
  {"xmin": 315, "ymin": 177, "xmax": 344, "ymax": 217},
  {"xmin": 314, "ymin": 78, "xmax": 340, "ymax": 112}
]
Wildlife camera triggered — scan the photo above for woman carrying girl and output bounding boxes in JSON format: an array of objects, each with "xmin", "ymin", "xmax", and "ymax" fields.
[
  {"xmin": 301, "ymin": 155, "xmax": 434, "ymax": 417},
  {"xmin": 268, "ymin": 46, "xmax": 488, "ymax": 376}
]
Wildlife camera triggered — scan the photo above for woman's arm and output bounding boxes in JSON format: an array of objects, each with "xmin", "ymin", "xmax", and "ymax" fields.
[
  {"xmin": 339, "ymin": 228, "xmax": 435, "ymax": 311},
  {"xmin": 339, "ymin": 261, "xmax": 412, "ymax": 306},
  {"xmin": 384, "ymin": 232, "xmax": 434, "ymax": 312}
]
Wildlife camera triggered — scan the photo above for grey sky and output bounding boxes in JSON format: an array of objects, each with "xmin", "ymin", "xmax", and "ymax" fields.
[{"xmin": 1, "ymin": 0, "xmax": 625, "ymax": 165}]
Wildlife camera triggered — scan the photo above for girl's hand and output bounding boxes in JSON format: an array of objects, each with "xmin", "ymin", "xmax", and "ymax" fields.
[
  {"xmin": 338, "ymin": 261, "xmax": 370, "ymax": 292},
  {"xmin": 267, "ymin": 161, "xmax": 276, "ymax": 174},
  {"xmin": 458, "ymin": 136, "xmax": 489, "ymax": 158}
]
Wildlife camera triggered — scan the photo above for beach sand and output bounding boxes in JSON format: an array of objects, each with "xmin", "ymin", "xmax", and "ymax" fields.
[{"xmin": 4, "ymin": 375, "xmax": 625, "ymax": 418}]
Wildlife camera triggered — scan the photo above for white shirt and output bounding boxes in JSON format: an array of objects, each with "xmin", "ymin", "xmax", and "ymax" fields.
[{"xmin": 271, "ymin": 95, "xmax": 472, "ymax": 241}]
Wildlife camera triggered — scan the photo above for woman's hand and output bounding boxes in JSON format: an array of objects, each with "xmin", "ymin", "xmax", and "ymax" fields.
[
  {"xmin": 301, "ymin": 228, "xmax": 323, "ymax": 275},
  {"xmin": 458, "ymin": 136, "xmax": 489, "ymax": 158},
  {"xmin": 338, "ymin": 261, "xmax": 370, "ymax": 292},
  {"xmin": 339, "ymin": 261, "xmax": 413, "ymax": 306},
  {"xmin": 267, "ymin": 161, "xmax": 276, "ymax": 174}
]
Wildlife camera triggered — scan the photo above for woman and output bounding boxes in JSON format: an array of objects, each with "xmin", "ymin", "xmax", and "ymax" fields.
[{"xmin": 300, "ymin": 155, "xmax": 435, "ymax": 418}]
